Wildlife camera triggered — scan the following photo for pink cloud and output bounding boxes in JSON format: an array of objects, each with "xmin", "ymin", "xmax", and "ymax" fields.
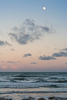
[
  {"xmin": 11, "ymin": 66, "xmax": 17, "ymax": 69},
  {"xmin": 2, "ymin": 66, "xmax": 7, "ymax": 69}
]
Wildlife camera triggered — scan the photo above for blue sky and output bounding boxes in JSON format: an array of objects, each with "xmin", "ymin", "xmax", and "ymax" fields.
[{"xmin": 0, "ymin": 0, "xmax": 67, "ymax": 72}]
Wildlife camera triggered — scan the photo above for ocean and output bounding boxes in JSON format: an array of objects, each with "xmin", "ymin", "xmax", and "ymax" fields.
[{"xmin": 0, "ymin": 72, "xmax": 67, "ymax": 100}]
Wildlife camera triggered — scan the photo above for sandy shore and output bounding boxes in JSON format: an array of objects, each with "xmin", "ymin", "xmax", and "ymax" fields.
[
  {"xmin": 0, "ymin": 93, "xmax": 67, "ymax": 100},
  {"xmin": 0, "ymin": 96, "xmax": 67, "ymax": 100}
]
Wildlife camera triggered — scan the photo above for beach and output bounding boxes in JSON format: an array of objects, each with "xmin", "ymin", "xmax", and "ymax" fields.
[{"xmin": 0, "ymin": 93, "xmax": 67, "ymax": 100}]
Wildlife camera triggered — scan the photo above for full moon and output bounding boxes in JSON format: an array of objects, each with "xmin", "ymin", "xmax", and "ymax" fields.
[{"xmin": 43, "ymin": 7, "xmax": 46, "ymax": 10}]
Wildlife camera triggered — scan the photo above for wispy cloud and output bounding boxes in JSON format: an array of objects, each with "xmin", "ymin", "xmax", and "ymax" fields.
[
  {"xmin": 23, "ymin": 53, "xmax": 32, "ymax": 57},
  {"xmin": 9, "ymin": 18, "xmax": 54, "ymax": 45},
  {"xmin": 31, "ymin": 62, "xmax": 37, "ymax": 64},
  {"xmin": 39, "ymin": 55, "xmax": 56, "ymax": 60},
  {"xmin": 0, "ymin": 40, "xmax": 12, "ymax": 46},
  {"xmin": 10, "ymin": 48, "xmax": 15, "ymax": 51},
  {"xmin": 6, "ymin": 61, "xmax": 20, "ymax": 63},
  {"xmin": 2, "ymin": 61, "xmax": 4, "ymax": 63},
  {"xmin": 39, "ymin": 48, "xmax": 67, "ymax": 61},
  {"xmin": 39, "ymin": 48, "xmax": 67, "ymax": 60},
  {"xmin": 52, "ymin": 52, "xmax": 67, "ymax": 57},
  {"xmin": 62, "ymin": 48, "xmax": 67, "ymax": 51}
]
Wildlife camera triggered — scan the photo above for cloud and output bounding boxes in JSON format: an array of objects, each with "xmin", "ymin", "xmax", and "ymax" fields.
[
  {"xmin": 60, "ymin": 48, "xmax": 67, "ymax": 52},
  {"xmin": 13, "ymin": 26, "xmax": 18, "ymax": 31},
  {"xmin": 10, "ymin": 48, "xmax": 15, "ymax": 51},
  {"xmin": 0, "ymin": 40, "xmax": 12, "ymax": 46},
  {"xmin": 2, "ymin": 66, "xmax": 7, "ymax": 69},
  {"xmin": 39, "ymin": 48, "xmax": 67, "ymax": 61},
  {"xmin": 23, "ymin": 53, "xmax": 32, "ymax": 57},
  {"xmin": 63, "ymin": 48, "xmax": 67, "ymax": 51},
  {"xmin": 9, "ymin": 18, "xmax": 53, "ymax": 45},
  {"xmin": 52, "ymin": 52, "xmax": 67, "ymax": 57},
  {"xmin": 39, "ymin": 55, "xmax": 56, "ymax": 60},
  {"xmin": 6, "ymin": 61, "xmax": 20, "ymax": 63},
  {"xmin": 2, "ymin": 61, "xmax": 4, "ymax": 63},
  {"xmin": 31, "ymin": 62, "xmax": 37, "ymax": 64}
]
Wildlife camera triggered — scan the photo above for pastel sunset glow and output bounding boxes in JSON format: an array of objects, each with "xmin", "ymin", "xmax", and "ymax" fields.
[{"xmin": 0, "ymin": 0, "xmax": 67, "ymax": 72}]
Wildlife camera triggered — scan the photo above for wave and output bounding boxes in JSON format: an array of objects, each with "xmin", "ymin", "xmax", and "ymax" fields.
[
  {"xmin": 49, "ymin": 77, "xmax": 59, "ymax": 79},
  {"xmin": 10, "ymin": 77, "xmax": 25, "ymax": 82},
  {"xmin": 0, "ymin": 90, "xmax": 67, "ymax": 94},
  {"xmin": 0, "ymin": 83, "xmax": 64, "ymax": 88},
  {"xmin": 36, "ymin": 78, "xmax": 47, "ymax": 83},
  {"xmin": 43, "ymin": 79, "xmax": 67, "ymax": 83},
  {"xmin": 0, "ymin": 72, "xmax": 67, "ymax": 91},
  {"xmin": 12, "ymin": 75, "xmax": 44, "ymax": 77},
  {"xmin": 45, "ymin": 84, "xmax": 60, "ymax": 88},
  {"xmin": 10, "ymin": 79, "xmax": 67, "ymax": 83},
  {"xmin": 55, "ymin": 80, "xmax": 67, "ymax": 83}
]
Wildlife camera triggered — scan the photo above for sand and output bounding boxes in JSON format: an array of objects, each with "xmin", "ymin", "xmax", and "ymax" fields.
[{"xmin": 0, "ymin": 93, "xmax": 67, "ymax": 100}]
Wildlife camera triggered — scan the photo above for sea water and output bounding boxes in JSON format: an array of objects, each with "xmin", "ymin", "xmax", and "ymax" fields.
[{"xmin": 0, "ymin": 72, "xmax": 67, "ymax": 100}]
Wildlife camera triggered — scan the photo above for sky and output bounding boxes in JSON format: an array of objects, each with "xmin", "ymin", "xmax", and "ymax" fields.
[{"xmin": 0, "ymin": 0, "xmax": 67, "ymax": 72}]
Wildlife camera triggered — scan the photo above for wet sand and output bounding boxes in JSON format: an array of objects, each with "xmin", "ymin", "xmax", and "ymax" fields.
[{"xmin": 1, "ymin": 93, "xmax": 67, "ymax": 100}]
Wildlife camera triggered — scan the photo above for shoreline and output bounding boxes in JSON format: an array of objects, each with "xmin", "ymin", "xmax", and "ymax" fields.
[
  {"xmin": 1, "ymin": 93, "xmax": 67, "ymax": 100},
  {"xmin": 0, "ymin": 95, "xmax": 67, "ymax": 100}
]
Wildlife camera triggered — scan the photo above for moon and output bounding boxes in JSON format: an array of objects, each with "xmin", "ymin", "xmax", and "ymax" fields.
[{"xmin": 43, "ymin": 7, "xmax": 46, "ymax": 10}]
